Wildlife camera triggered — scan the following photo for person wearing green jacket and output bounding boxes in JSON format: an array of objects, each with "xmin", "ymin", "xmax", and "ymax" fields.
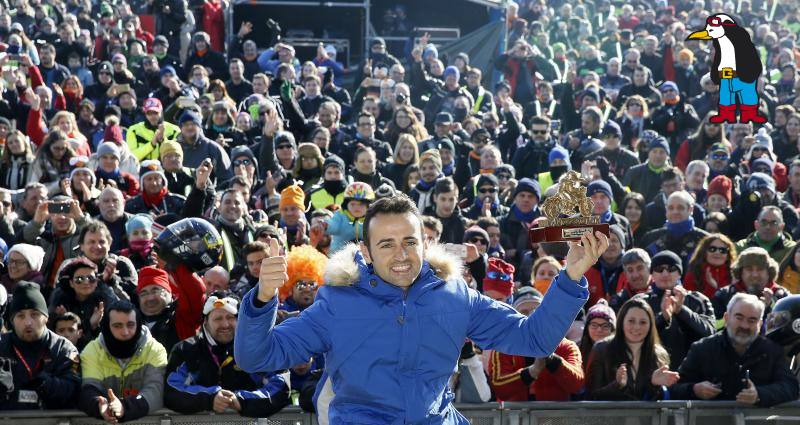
[{"xmin": 126, "ymin": 98, "xmax": 180, "ymax": 161}]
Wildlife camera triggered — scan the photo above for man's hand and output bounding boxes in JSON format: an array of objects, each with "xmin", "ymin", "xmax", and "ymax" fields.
[
  {"xmin": 19, "ymin": 54, "xmax": 33, "ymax": 68},
  {"xmin": 97, "ymin": 396, "xmax": 116, "ymax": 423},
  {"xmin": 195, "ymin": 159, "xmax": 213, "ymax": 189},
  {"xmin": 227, "ymin": 392, "xmax": 242, "ymax": 412},
  {"xmin": 565, "ymin": 231, "xmax": 609, "ymax": 281},
  {"xmin": 616, "ymin": 363, "xmax": 628, "ymax": 388},
  {"xmin": 213, "ymin": 390, "xmax": 232, "ymax": 412},
  {"xmin": 650, "ymin": 365, "xmax": 680, "ymax": 386},
  {"xmin": 258, "ymin": 238, "xmax": 287, "ymax": 302},
  {"xmin": 33, "ymin": 201, "xmax": 50, "ymax": 225},
  {"xmin": 661, "ymin": 289, "xmax": 675, "ymax": 323},
  {"xmin": 237, "ymin": 21, "xmax": 253, "ymax": 39},
  {"xmin": 464, "ymin": 243, "xmax": 480, "ymax": 264},
  {"xmin": 90, "ymin": 301, "xmax": 104, "ymax": 330},
  {"xmin": 69, "ymin": 199, "xmax": 83, "ymax": 220},
  {"xmin": 693, "ymin": 381, "xmax": 722, "ymax": 400},
  {"xmin": 107, "ymin": 389, "xmax": 123, "ymax": 419},
  {"xmin": 672, "ymin": 285, "xmax": 686, "ymax": 311},
  {"xmin": 736, "ymin": 379, "xmax": 759, "ymax": 405}
]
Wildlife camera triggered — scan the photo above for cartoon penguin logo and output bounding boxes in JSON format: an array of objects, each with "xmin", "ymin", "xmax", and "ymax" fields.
[{"xmin": 687, "ymin": 14, "xmax": 766, "ymax": 124}]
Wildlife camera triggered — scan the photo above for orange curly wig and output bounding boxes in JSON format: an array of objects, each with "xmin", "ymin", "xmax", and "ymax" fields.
[{"xmin": 279, "ymin": 245, "xmax": 328, "ymax": 302}]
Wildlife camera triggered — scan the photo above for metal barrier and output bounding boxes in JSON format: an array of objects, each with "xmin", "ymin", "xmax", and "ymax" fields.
[{"xmin": 2, "ymin": 402, "xmax": 800, "ymax": 425}]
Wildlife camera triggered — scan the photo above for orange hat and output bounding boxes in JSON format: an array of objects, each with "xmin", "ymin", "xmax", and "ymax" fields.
[
  {"xmin": 279, "ymin": 245, "xmax": 328, "ymax": 302},
  {"xmin": 280, "ymin": 185, "xmax": 306, "ymax": 210}
]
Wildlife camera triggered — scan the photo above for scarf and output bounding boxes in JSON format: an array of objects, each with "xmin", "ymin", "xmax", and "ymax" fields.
[
  {"xmin": 647, "ymin": 162, "xmax": 668, "ymax": 173},
  {"xmin": 473, "ymin": 195, "xmax": 499, "ymax": 212},
  {"xmin": 96, "ymin": 168, "xmax": 121, "ymax": 181},
  {"xmin": 279, "ymin": 219, "xmax": 298, "ymax": 236},
  {"xmin": 665, "ymin": 217, "xmax": 695, "ymax": 237},
  {"xmin": 143, "ymin": 187, "xmax": 168, "ymax": 208},
  {"xmin": 442, "ymin": 160, "xmax": 455, "ymax": 176},
  {"xmin": 664, "ymin": 95, "xmax": 681, "ymax": 106},
  {"xmin": 511, "ymin": 204, "xmax": 537, "ymax": 223},
  {"xmin": 599, "ymin": 209, "xmax": 613, "ymax": 223},
  {"xmin": 416, "ymin": 174, "xmax": 443, "ymax": 192},
  {"xmin": 323, "ymin": 179, "xmax": 347, "ymax": 195},
  {"xmin": 212, "ymin": 124, "xmax": 229, "ymax": 133},
  {"xmin": 298, "ymin": 167, "xmax": 322, "ymax": 184},
  {"xmin": 101, "ymin": 314, "xmax": 143, "ymax": 359},
  {"xmin": 129, "ymin": 239, "xmax": 154, "ymax": 257}
]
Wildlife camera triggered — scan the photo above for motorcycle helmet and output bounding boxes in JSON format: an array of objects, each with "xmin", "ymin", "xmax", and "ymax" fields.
[
  {"xmin": 766, "ymin": 294, "xmax": 800, "ymax": 348},
  {"xmin": 154, "ymin": 218, "xmax": 223, "ymax": 273}
]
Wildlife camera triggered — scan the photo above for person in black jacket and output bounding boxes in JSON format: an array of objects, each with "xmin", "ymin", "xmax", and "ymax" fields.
[
  {"xmin": 0, "ymin": 282, "xmax": 81, "ymax": 410},
  {"xmin": 623, "ymin": 134, "xmax": 672, "ymax": 203},
  {"xmin": 184, "ymin": 32, "xmax": 228, "ymax": 81},
  {"xmin": 672, "ymin": 293, "xmax": 799, "ymax": 406},
  {"xmin": 585, "ymin": 120, "xmax": 640, "ymax": 181},
  {"xmin": 636, "ymin": 251, "xmax": 715, "ymax": 370},
  {"xmin": 149, "ymin": 0, "xmax": 186, "ymax": 58},
  {"xmin": 648, "ymin": 81, "xmax": 701, "ymax": 154},
  {"xmin": 424, "ymin": 178, "xmax": 467, "ymax": 245},
  {"xmin": 511, "ymin": 116, "xmax": 555, "ymax": 180},
  {"xmin": 165, "ymin": 291, "xmax": 290, "ymax": 417}
]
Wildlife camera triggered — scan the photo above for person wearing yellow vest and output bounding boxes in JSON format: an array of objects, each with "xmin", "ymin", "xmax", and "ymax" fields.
[
  {"xmin": 127, "ymin": 98, "xmax": 180, "ymax": 162},
  {"xmin": 537, "ymin": 145, "xmax": 571, "ymax": 194},
  {"xmin": 308, "ymin": 154, "xmax": 348, "ymax": 211}
]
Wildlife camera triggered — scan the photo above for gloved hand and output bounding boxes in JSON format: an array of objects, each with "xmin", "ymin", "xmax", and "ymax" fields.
[{"xmin": 0, "ymin": 357, "xmax": 13, "ymax": 394}]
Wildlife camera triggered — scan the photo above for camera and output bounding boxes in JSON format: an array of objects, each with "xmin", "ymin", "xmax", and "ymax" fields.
[
  {"xmin": 396, "ymin": 93, "xmax": 407, "ymax": 104},
  {"xmin": 48, "ymin": 202, "xmax": 70, "ymax": 214}
]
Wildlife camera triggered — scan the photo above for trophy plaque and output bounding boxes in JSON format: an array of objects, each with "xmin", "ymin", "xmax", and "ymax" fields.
[{"xmin": 529, "ymin": 171, "xmax": 610, "ymax": 243}]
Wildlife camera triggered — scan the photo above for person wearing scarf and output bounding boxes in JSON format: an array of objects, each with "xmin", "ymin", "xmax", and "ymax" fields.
[
  {"xmin": 293, "ymin": 143, "xmax": 325, "ymax": 193},
  {"xmin": 411, "ymin": 149, "xmax": 444, "ymax": 213},
  {"xmin": 215, "ymin": 190, "xmax": 255, "ymax": 275},
  {"xmin": 499, "ymin": 178, "xmax": 542, "ymax": 265},
  {"xmin": 124, "ymin": 160, "xmax": 186, "ymax": 216},
  {"xmin": 78, "ymin": 299, "xmax": 168, "ymax": 422},
  {"xmin": 464, "ymin": 174, "xmax": 509, "ymax": 219},
  {"xmin": 587, "ymin": 179, "xmax": 633, "ymax": 247},
  {"xmin": 623, "ymin": 133, "xmax": 672, "ymax": 203},
  {"xmin": 592, "ymin": 225, "xmax": 627, "ymax": 303},
  {"xmin": 308, "ymin": 155, "xmax": 348, "ymax": 211},
  {"xmin": 649, "ymin": 81, "xmax": 701, "ymax": 153},
  {"xmin": 94, "ymin": 142, "xmax": 140, "ymax": 197},
  {"xmin": 119, "ymin": 214, "xmax": 157, "ymax": 270},
  {"xmin": 640, "ymin": 190, "xmax": 709, "ymax": 268}
]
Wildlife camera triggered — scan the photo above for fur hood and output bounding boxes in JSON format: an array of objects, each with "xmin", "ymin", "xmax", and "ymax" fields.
[{"xmin": 324, "ymin": 243, "xmax": 463, "ymax": 287}]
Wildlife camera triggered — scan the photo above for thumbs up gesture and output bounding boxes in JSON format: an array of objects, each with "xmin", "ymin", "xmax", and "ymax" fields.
[
  {"xmin": 258, "ymin": 238, "xmax": 288, "ymax": 302},
  {"xmin": 107, "ymin": 389, "xmax": 124, "ymax": 420}
]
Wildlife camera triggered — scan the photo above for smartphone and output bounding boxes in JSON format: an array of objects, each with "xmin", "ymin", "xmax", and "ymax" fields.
[
  {"xmin": 742, "ymin": 369, "xmax": 750, "ymax": 390},
  {"xmin": 444, "ymin": 243, "xmax": 467, "ymax": 259},
  {"xmin": 48, "ymin": 202, "xmax": 70, "ymax": 214},
  {"xmin": 550, "ymin": 119, "xmax": 561, "ymax": 132}
]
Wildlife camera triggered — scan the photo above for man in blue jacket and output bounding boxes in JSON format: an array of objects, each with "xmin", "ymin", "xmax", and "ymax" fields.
[{"xmin": 235, "ymin": 195, "xmax": 608, "ymax": 424}]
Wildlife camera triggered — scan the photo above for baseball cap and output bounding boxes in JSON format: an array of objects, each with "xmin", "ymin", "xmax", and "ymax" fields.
[{"xmin": 143, "ymin": 98, "xmax": 163, "ymax": 113}]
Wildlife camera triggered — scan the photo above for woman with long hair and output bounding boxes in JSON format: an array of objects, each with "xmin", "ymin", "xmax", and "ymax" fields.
[
  {"xmin": 621, "ymin": 192, "xmax": 648, "ymax": 242},
  {"xmin": 0, "ymin": 131, "xmax": 36, "ymax": 190},
  {"xmin": 385, "ymin": 105, "xmax": 428, "ymax": 147},
  {"xmin": 29, "ymin": 129, "xmax": 75, "ymax": 195},
  {"xmin": 204, "ymin": 101, "xmax": 249, "ymax": 148},
  {"xmin": 61, "ymin": 75, "xmax": 85, "ymax": 114},
  {"xmin": 49, "ymin": 111, "xmax": 91, "ymax": 156},
  {"xmin": 586, "ymin": 297, "xmax": 679, "ymax": 400},
  {"xmin": 675, "ymin": 115, "xmax": 729, "ymax": 171},
  {"xmin": 684, "ymin": 233, "xmax": 736, "ymax": 299},
  {"xmin": 401, "ymin": 164, "xmax": 421, "ymax": 193},
  {"xmin": 383, "ymin": 134, "xmax": 419, "ymax": 189},
  {"xmin": 207, "ymin": 79, "xmax": 236, "ymax": 105},
  {"xmin": 774, "ymin": 112, "xmax": 800, "ymax": 161},
  {"xmin": 778, "ymin": 243, "xmax": 800, "ymax": 294},
  {"xmin": 617, "ymin": 95, "xmax": 649, "ymax": 153}
]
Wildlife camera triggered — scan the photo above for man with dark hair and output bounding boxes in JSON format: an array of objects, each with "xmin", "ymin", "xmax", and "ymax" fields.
[
  {"xmin": 425, "ymin": 177, "xmax": 467, "ymax": 244},
  {"xmin": 236, "ymin": 194, "xmax": 608, "ymax": 423},
  {"xmin": 511, "ymin": 115, "xmax": 555, "ymax": 180},
  {"xmin": 79, "ymin": 300, "xmax": 167, "ymax": 423},
  {"xmin": 0, "ymin": 282, "xmax": 81, "ymax": 409},
  {"xmin": 232, "ymin": 242, "xmax": 270, "ymax": 299},
  {"xmin": 421, "ymin": 215, "xmax": 443, "ymax": 244},
  {"xmin": 52, "ymin": 312, "xmax": 88, "ymax": 351},
  {"xmin": 165, "ymin": 291, "xmax": 290, "ymax": 416}
]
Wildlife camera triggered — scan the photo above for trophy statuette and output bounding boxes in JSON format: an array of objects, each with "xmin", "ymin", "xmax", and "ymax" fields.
[{"xmin": 529, "ymin": 171, "xmax": 610, "ymax": 243}]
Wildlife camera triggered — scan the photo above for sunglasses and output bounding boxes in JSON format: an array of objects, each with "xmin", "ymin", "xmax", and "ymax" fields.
[
  {"xmin": 73, "ymin": 274, "xmax": 98, "ymax": 284},
  {"xmin": 469, "ymin": 237, "xmax": 488, "ymax": 245},
  {"xmin": 479, "ymin": 188, "xmax": 497, "ymax": 194},
  {"xmin": 588, "ymin": 322, "xmax": 614, "ymax": 331},
  {"xmin": 496, "ymin": 174, "xmax": 512, "ymax": 180},
  {"xmin": 295, "ymin": 280, "xmax": 318, "ymax": 289},
  {"xmin": 653, "ymin": 265, "xmax": 680, "ymax": 274},
  {"xmin": 628, "ymin": 103, "xmax": 643, "ymax": 108},
  {"xmin": 706, "ymin": 16, "xmax": 736, "ymax": 27},
  {"xmin": 707, "ymin": 246, "xmax": 729, "ymax": 254},
  {"xmin": 486, "ymin": 270, "xmax": 511, "ymax": 281},
  {"xmin": 233, "ymin": 159, "xmax": 253, "ymax": 166},
  {"xmin": 531, "ymin": 129, "xmax": 548, "ymax": 134},
  {"xmin": 276, "ymin": 145, "xmax": 293, "ymax": 150}
]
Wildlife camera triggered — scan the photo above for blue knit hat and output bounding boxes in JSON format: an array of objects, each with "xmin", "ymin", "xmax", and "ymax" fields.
[
  {"xmin": 443, "ymin": 66, "xmax": 460, "ymax": 81},
  {"xmin": 548, "ymin": 145, "xmax": 570, "ymax": 166},
  {"xmin": 514, "ymin": 178, "xmax": 541, "ymax": 200},
  {"xmin": 125, "ymin": 214, "xmax": 154, "ymax": 235},
  {"xmin": 748, "ymin": 172, "xmax": 776, "ymax": 193},
  {"xmin": 179, "ymin": 110, "xmax": 202, "ymax": 126},
  {"xmin": 587, "ymin": 180, "xmax": 613, "ymax": 200},
  {"xmin": 648, "ymin": 136, "xmax": 671, "ymax": 155}
]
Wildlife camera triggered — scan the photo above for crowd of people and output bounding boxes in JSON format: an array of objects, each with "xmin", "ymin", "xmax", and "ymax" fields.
[{"xmin": 0, "ymin": 0, "xmax": 798, "ymax": 420}]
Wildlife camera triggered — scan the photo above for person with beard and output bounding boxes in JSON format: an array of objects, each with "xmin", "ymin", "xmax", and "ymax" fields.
[
  {"xmin": 512, "ymin": 116, "xmax": 556, "ymax": 180},
  {"xmin": 308, "ymin": 155, "xmax": 348, "ymax": 211},
  {"xmin": 78, "ymin": 300, "xmax": 167, "ymax": 422},
  {"xmin": 0, "ymin": 282, "xmax": 81, "ymax": 410},
  {"xmin": 293, "ymin": 143, "xmax": 324, "ymax": 193},
  {"xmin": 672, "ymin": 293, "xmax": 799, "ymax": 406},
  {"xmin": 564, "ymin": 107, "xmax": 605, "ymax": 171},
  {"xmin": 125, "ymin": 160, "xmax": 186, "ymax": 216},
  {"xmin": 410, "ymin": 149, "xmax": 444, "ymax": 213},
  {"xmin": 425, "ymin": 178, "xmax": 468, "ymax": 244},
  {"xmin": 165, "ymin": 291, "xmax": 290, "ymax": 416},
  {"xmin": 499, "ymin": 178, "xmax": 542, "ymax": 267},
  {"xmin": 586, "ymin": 120, "xmax": 640, "ymax": 181},
  {"xmin": 36, "ymin": 43, "xmax": 69, "ymax": 87},
  {"xmin": 225, "ymin": 59, "xmax": 253, "ymax": 105}
]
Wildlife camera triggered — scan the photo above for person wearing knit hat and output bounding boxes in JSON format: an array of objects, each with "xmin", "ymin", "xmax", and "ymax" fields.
[
  {"xmin": 587, "ymin": 179, "xmax": 613, "ymax": 216},
  {"xmin": 9, "ymin": 281, "xmax": 49, "ymax": 319},
  {"xmin": 230, "ymin": 145, "xmax": 261, "ymax": 190},
  {"xmin": 124, "ymin": 159, "xmax": 186, "ymax": 216},
  {"xmin": 512, "ymin": 286, "xmax": 543, "ymax": 316},
  {"xmin": 648, "ymin": 136, "xmax": 671, "ymax": 156},
  {"xmin": 651, "ymin": 250, "xmax": 684, "ymax": 275},
  {"xmin": 750, "ymin": 157, "xmax": 775, "ymax": 175},
  {"xmin": 412, "ymin": 149, "xmax": 444, "ymax": 212},
  {"xmin": 747, "ymin": 172, "xmax": 776, "ymax": 195},
  {"xmin": 294, "ymin": 143, "xmax": 325, "ymax": 192},
  {"xmin": 501, "ymin": 177, "xmax": 543, "ymax": 265},
  {"xmin": 5, "ymin": 244, "xmax": 46, "ymax": 288},
  {"xmin": 443, "ymin": 66, "xmax": 460, "ymax": 83},
  {"xmin": 482, "ymin": 257, "xmax": 515, "ymax": 301},
  {"xmin": 465, "ymin": 174, "xmax": 508, "ymax": 220},
  {"xmin": 706, "ymin": 175, "xmax": 732, "ymax": 213},
  {"xmin": 137, "ymin": 265, "xmax": 173, "ymax": 296},
  {"xmin": 94, "ymin": 141, "xmax": 140, "ymax": 197},
  {"xmin": 538, "ymin": 145, "xmax": 571, "ymax": 192},
  {"xmin": 179, "ymin": 109, "xmax": 203, "ymax": 127},
  {"xmin": 118, "ymin": 213, "xmax": 157, "ymax": 269},
  {"xmin": 160, "ymin": 140, "xmax": 183, "ymax": 162},
  {"xmin": 308, "ymin": 155, "xmax": 348, "ymax": 212},
  {"xmin": 279, "ymin": 185, "xmax": 309, "ymax": 247}
]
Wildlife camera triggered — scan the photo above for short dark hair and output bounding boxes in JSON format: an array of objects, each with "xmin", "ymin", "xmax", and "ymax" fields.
[
  {"xmin": 229, "ymin": 175, "xmax": 251, "ymax": 189},
  {"xmin": 52, "ymin": 312, "xmax": 82, "ymax": 330},
  {"xmin": 661, "ymin": 167, "xmax": 683, "ymax": 184},
  {"xmin": 475, "ymin": 216, "xmax": 499, "ymax": 230},
  {"xmin": 79, "ymin": 220, "xmax": 112, "ymax": 245},
  {"xmin": 422, "ymin": 215, "xmax": 443, "ymax": 236},
  {"xmin": 434, "ymin": 177, "xmax": 457, "ymax": 195},
  {"xmin": 363, "ymin": 194, "xmax": 424, "ymax": 249},
  {"xmin": 243, "ymin": 241, "xmax": 269, "ymax": 257},
  {"xmin": 529, "ymin": 116, "xmax": 551, "ymax": 127},
  {"xmin": 107, "ymin": 299, "xmax": 137, "ymax": 317}
]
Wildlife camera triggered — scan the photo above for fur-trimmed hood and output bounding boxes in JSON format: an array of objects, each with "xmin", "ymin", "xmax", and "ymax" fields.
[{"xmin": 324, "ymin": 243, "xmax": 463, "ymax": 287}]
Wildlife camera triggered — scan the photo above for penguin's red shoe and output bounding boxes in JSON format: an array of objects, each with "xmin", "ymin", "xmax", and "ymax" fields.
[
  {"xmin": 709, "ymin": 105, "xmax": 737, "ymax": 124},
  {"xmin": 739, "ymin": 105, "xmax": 767, "ymax": 124}
]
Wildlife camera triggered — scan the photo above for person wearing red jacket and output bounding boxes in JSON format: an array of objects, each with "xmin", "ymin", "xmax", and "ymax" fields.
[
  {"xmin": 489, "ymin": 290, "xmax": 585, "ymax": 401},
  {"xmin": 202, "ymin": 0, "xmax": 226, "ymax": 52}
]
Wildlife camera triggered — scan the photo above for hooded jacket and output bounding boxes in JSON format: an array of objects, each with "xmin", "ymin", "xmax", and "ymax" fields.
[
  {"xmin": 78, "ymin": 326, "xmax": 167, "ymax": 422},
  {"xmin": 234, "ymin": 243, "xmax": 589, "ymax": 424}
]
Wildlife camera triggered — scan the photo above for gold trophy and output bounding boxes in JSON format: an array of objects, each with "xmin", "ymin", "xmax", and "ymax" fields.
[{"xmin": 529, "ymin": 171, "xmax": 610, "ymax": 243}]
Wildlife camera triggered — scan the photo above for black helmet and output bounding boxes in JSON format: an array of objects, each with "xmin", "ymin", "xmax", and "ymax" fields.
[
  {"xmin": 154, "ymin": 218, "xmax": 223, "ymax": 273},
  {"xmin": 766, "ymin": 295, "xmax": 800, "ymax": 347}
]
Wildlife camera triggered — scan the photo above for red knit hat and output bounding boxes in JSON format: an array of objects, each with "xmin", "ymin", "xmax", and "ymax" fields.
[
  {"xmin": 707, "ymin": 175, "xmax": 732, "ymax": 203},
  {"xmin": 483, "ymin": 257, "xmax": 515, "ymax": 298},
  {"xmin": 137, "ymin": 266, "xmax": 172, "ymax": 294},
  {"xmin": 104, "ymin": 124, "xmax": 124, "ymax": 145}
]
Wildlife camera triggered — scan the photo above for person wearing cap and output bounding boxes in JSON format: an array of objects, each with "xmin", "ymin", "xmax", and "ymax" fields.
[
  {"xmin": 418, "ymin": 112, "xmax": 465, "ymax": 155},
  {"xmin": 463, "ymin": 173, "xmax": 509, "ymax": 220},
  {"xmin": 279, "ymin": 185, "xmax": 310, "ymax": 248},
  {"xmin": 500, "ymin": 177, "xmax": 542, "ymax": 266},
  {"xmin": 578, "ymin": 299, "xmax": 616, "ymax": 366},
  {"xmin": 78, "ymin": 299, "xmax": 167, "ymax": 422},
  {"xmin": 615, "ymin": 64, "xmax": 662, "ymax": 111},
  {"xmin": 1, "ymin": 243, "xmax": 46, "ymax": 293},
  {"xmin": 425, "ymin": 177, "xmax": 468, "ymax": 245},
  {"xmin": 165, "ymin": 290, "xmax": 290, "ymax": 416},
  {"xmin": 586, "ymin": 119, "xmax": 640, "ymax": 180},
  {"xmin": 0, "ymin": 282, "xmax": 81, "ymax": 410},
  {"xmin": 637, "ymin": 250, "xmax": 716, "ymax": 369},
  {"xmin": 176, "ymin": 109, "xmax": 234, "ymax": 183},
  {"xmin": 649, "ymin": 81, "xmax": 701, "ymax": 151},
  {"xmin": 205, "ymin": 100, "xmax": 249, "ymax": 150},
  {"xmin": 623, "ymin": 134, "xmax": 672, "ymax": 203},
  {"xmin": 711, "ymin": 246, "xmax": 791, "ymax": 319},
  {"xmin": 421, "ymin": 62, "xmax": 474, "ymax": 129},
  {"xmin": 512, "ymin": 115, "xmax": 556, "ymax": 180},
  {"xmin": 734, "ymin": 206, "xmax": 796, "ymax": 264},
  {"xmin": 639, "ymin": 190, "xmax": 709, "ymax": 267},
  {"xmin": 641, "ymin": 168, "xmax": 707, "ymax": 235},
  {"xmin": 94, "ymin": 142, "xmax": 140, "ymax": 197},
  {"xmin": 308, "ymin": 154, "xmax": 349, "ymax": 212},
  {"xmin": 729, "ymin": 172, "xmax": 799, "ymax": 241},
  {"xmin": 410, "ymin": 149, "xmax": 444, "ymax": 213},
  {"xmin": 125, "ymin": 159, "xmax": 187, "ymax": 215},
  {"xmin": 117, "ymin": 213, "xmax": 157, "ymax": 270},
  {"xmin": 127, "ymin": 97, "xmax": 181, "ymax": 161},
  {"xmin": 355, "ymin": 37, "xmax": 400, "ymax": 90},
  {"xmin": 152, "ymin": 35, "xmax": 182, "ymax": 76},
  {"xmin": 160, "ymin": 140, "xmax": 194, "ymax": 197},
  {"xmin": 704, "ymin": 142, "xmax": 739, "ymax": 181},
  {"xmin": 672, "ymin": 293, "xmax": 799, "ymax": 406}
]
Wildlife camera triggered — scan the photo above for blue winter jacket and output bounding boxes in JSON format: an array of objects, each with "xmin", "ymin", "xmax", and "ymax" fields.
[{"xmin": 234, "ymin": 244, "xmax": 589, "ymax": 424}]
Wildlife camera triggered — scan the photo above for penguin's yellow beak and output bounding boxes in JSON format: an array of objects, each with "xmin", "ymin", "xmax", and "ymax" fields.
[{"xmin": 687, "ymin": 30, "xmax": 712, "ymax": 40}]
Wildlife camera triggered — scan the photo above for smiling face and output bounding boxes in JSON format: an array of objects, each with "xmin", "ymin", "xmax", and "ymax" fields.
[
  {"xmin": 361, "ymin": 212, "xmax": 424, "ymax": 288},
  {"xmin": 205, "ymin": 309, "xmax": 237, "ymax": 344},
  {"xmin": 623, "ymin": 306, "xmax": 650, "ymax": 344}
]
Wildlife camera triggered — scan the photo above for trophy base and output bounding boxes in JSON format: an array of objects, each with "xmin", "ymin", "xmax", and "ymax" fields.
[{"xmin": 529, "ymin": 223, "xmax": 610, "ymax": 243}]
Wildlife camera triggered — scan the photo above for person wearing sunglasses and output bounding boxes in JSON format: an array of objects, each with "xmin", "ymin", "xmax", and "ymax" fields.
[
  {"xmin": 639, "ymin": 250, "xmax": 715, "ymax": 370},
  {"xmin": 585, "ymin": 119, "xmax": 639, "ymax": 182},
  {"xmin": 685, "ymin": 234, "xmax": 737, "ymax": 299},
  {"xmin": 510, "ymin": 115, "xmax": 553, "ymax": 180},
  {"xmin": 734, "ymin": 206, "xmax": 796, "ymax": 264},
  {"xmin": 705, "ymin": 142, "xmax": 737, "ymax": 180},
  {"xmin": 464, "ymin": 174, "xmax": 508, "ymax": 220},
  {"xmin": 50, "ymin": 257, "xmax": 118, "ymax": 341},
  {"xmin": 500, "ymin": 178, "xmax": 542, "ymax": 265}
]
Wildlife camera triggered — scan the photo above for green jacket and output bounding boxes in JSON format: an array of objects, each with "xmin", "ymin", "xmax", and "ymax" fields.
[
  {"xmin": 126, "ymin": 121, "xmax": 180, "ymax": 161},
  {"xmin": 735, "ymin": 232, "xmax": 796, "ymax": 264}
]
